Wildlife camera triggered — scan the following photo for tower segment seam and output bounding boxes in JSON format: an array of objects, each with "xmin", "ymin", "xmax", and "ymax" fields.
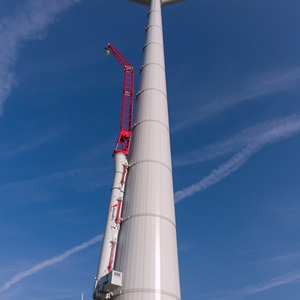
[
  {"xmin": 147, "ymin": 9, "xmax": 161, "ymax": 16},
  {"xmin": 133, "ymin": 119, "xmax": 169, "ymax": 132},
  {"xmin": 121, "ymin": 213, "xmax": 176, "ymax": 227},
  {"xmin": 145, "ymin": 24, "xmax": 162, "ymax": 32},
  {"xmin": 136, "ymin": 87, "xmax": 167, "ymax": 99},
  {"xmin": 143, "ymin": 41, "xmax": 164, "ymax": 51},
  {"xmin": 140, "ymin": 62, "xmax": 165, "ymax": 73},
  {"xmin": 129, "ymin": 159, "xmax": 172, "ymax": 173},
  {"xmin": 121, "ymin": 288, "xmax": 180, "ymax": 300}
]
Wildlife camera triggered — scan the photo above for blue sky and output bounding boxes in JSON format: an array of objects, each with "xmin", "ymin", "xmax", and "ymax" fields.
[{"xmin": 1, "ymin": 0, "xmax": 300, "ymax": 299}]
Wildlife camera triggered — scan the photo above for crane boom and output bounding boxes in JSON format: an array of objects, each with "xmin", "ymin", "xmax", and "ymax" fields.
[
  {"xmin": 93, "ymin": 44, "xmax": 134, "ymax": 300},
  {"xmin": 106, "ymin": 43, "xmax": 134, "ymax": 156}
]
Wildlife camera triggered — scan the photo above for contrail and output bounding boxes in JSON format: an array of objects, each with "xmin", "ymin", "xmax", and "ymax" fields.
[
  {"xmin": 198, "ymin": 268, "xmax": 300, "ymax": 300},
  {"xmin": 189, "ymin": 243, "xmax": 300, "ymax": 260},
  {"xmin": 0, "ymin": 234, "xmax": 102, "ymax": 293},
  {"xmin": 175, "ymin": 116, "xmax": 300, "ymax": 202},
  {"xmin": 0, "ymin": 0, "xmax": 83, "ymax": 115},
  {"xmin": 173, "ymin": 116, "xmax": 293, "ymax": 167},
  {"xmin": 173, "ymin": 67, "xmax": 300, "ymax": 132},
  {"xmin": 235, "ymin": 269, "xmax": 300, "ymax": 298},
  {"xmin": 208, "ymin": 269, "xmax": 300, "ymax": 300}
]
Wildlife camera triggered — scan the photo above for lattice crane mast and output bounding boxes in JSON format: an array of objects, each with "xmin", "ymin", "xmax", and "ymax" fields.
[
  {"xmin": 93, "ymin": 44, "xmax": 134, "ymax": 300},
  {"xmin": 106, "ymin": 43, "xmax": 134, "ymax": 156}
]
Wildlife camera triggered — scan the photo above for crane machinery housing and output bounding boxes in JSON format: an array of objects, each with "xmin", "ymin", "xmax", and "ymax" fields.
[{"xmin": 93, "ymin": 43, "xmax": 134, "ymax": 300}]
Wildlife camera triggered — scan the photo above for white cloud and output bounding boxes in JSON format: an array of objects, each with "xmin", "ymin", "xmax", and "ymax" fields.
[
  {"xmin": 173, "ymin": 116, "xmax": 295, "ymax": 167},
  {"xmin": 0, "ymin": 0, "xmax": 83, "ymax": 115},
  {"xmin": 193, "ymin": 243, "xmax": 300, "ymax": 262},
  {"xmin": 0, "ymin": 126, "xmax": 67, "ymax": 157},
  {"xmin": 234, "ymin": 269, "xmax": 300, "ymax": 298},
  {"xmin": 175, "ymin": 115, "xmax": 300, "ymax": 202},
  {"xmin": 0, "ymin": 235, "xmax": 102, "ymax": 293},
  {"xmin": 173, "ymin": 68, "xmax": 300, "ymax": 132},
  {"xmin": 198, "ymin": 268, "xmax": 300, "ymax": 300},
  {"xmin": 0, "ymin": 167, "xmax": 110, "ymax": 204}
]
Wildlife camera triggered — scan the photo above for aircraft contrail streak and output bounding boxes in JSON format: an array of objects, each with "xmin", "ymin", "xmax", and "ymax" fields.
[
  {"xmin": 0, "ymin": 235, "xmax": 102, "ymax": 293},
  {"xmin": 175, "ymin": 116, "xmax": 300, "ymax": 202},
  {"xmin": 0, "ymin": 0, "xmax": 83, "ymax": 115}
]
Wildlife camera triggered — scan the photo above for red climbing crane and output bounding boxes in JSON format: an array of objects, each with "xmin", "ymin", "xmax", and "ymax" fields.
[
  {"xmin": 93, "ymin": 44, "xmax": 134, "ymax": 300},
  {"xmin": 105, "ymin": 43, "xmax": 134, "ymax": 156}
]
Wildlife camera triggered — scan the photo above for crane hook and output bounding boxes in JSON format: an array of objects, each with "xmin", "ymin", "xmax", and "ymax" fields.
[{"xmin": 105, "ymin": 43, "xmax": 111, "ymax": 56}]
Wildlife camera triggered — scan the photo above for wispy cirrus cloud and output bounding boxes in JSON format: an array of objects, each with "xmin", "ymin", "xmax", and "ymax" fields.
[
  {"xmin": 0, "ymin": 235, "xmax": 102, "ymax": 293},
  {"xmin": 245, "ymin": 252, "xmax": 300, "ymax": 268},
  {"xmin": 198, "ymin": 269, "xmax": 300, "ymax": 300},
  {"xmin": 173, "ymin": 67, "xmax": 300, "ymax": 132},
  {"xmin": 0, "ymin": 166, "xmax": 110, "ymax": 203},
  {"xmin": 191, "ymin": 243, "xmax": 300, "ymax": 262},
  {"xmin": 0, "ymin": 0, "xmax": 83, "ymax": 115},
  {"xmin": 235, "ymin": 270, "xmax": 300, "ymax": 298},
  {"xmin": 0, "ymin": 126, "xmax": 67, "ymax": 158},
  {"xmin": 175, "ymin": 114, "xmax": 300, "ymax": 202},
  {"xmin": 173, "ymin": 116, "xmax": 297, "ymax": 167}
]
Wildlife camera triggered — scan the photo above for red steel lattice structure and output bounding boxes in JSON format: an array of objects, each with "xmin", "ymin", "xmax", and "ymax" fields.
[
  {"xmin": 106, "ymin": 43, "xmax": 134, "ymax": 156},
  {"xmin": 93, "ymin": 43, "xmax": 134, "ymax": 300}
]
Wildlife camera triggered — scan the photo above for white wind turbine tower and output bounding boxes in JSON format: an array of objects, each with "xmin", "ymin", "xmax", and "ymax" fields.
[{"xmin": 93, "ymin": 1, "xmax": 185, "ymax": 300}]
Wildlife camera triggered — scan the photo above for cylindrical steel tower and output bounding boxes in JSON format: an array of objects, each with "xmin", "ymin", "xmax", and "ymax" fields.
[{"xmin": 114, "ymin": 1, "xmax": 183, "ymax": 299}]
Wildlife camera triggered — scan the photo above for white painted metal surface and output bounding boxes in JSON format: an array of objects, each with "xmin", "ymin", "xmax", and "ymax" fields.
[
  {"xmin": 94, "ymin": 270, "xmax": 123, "ymax": 298},
  {"xmin": 130, "ymin": 0, "xmax": 185, "ymax": 6},
  {"xmin": 114, "ymin": 0, "xmax": 181, "ymax": 299},
  {"xmin": 95, "ymin": 152, "xmax": 128, "ymax": 283}
]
